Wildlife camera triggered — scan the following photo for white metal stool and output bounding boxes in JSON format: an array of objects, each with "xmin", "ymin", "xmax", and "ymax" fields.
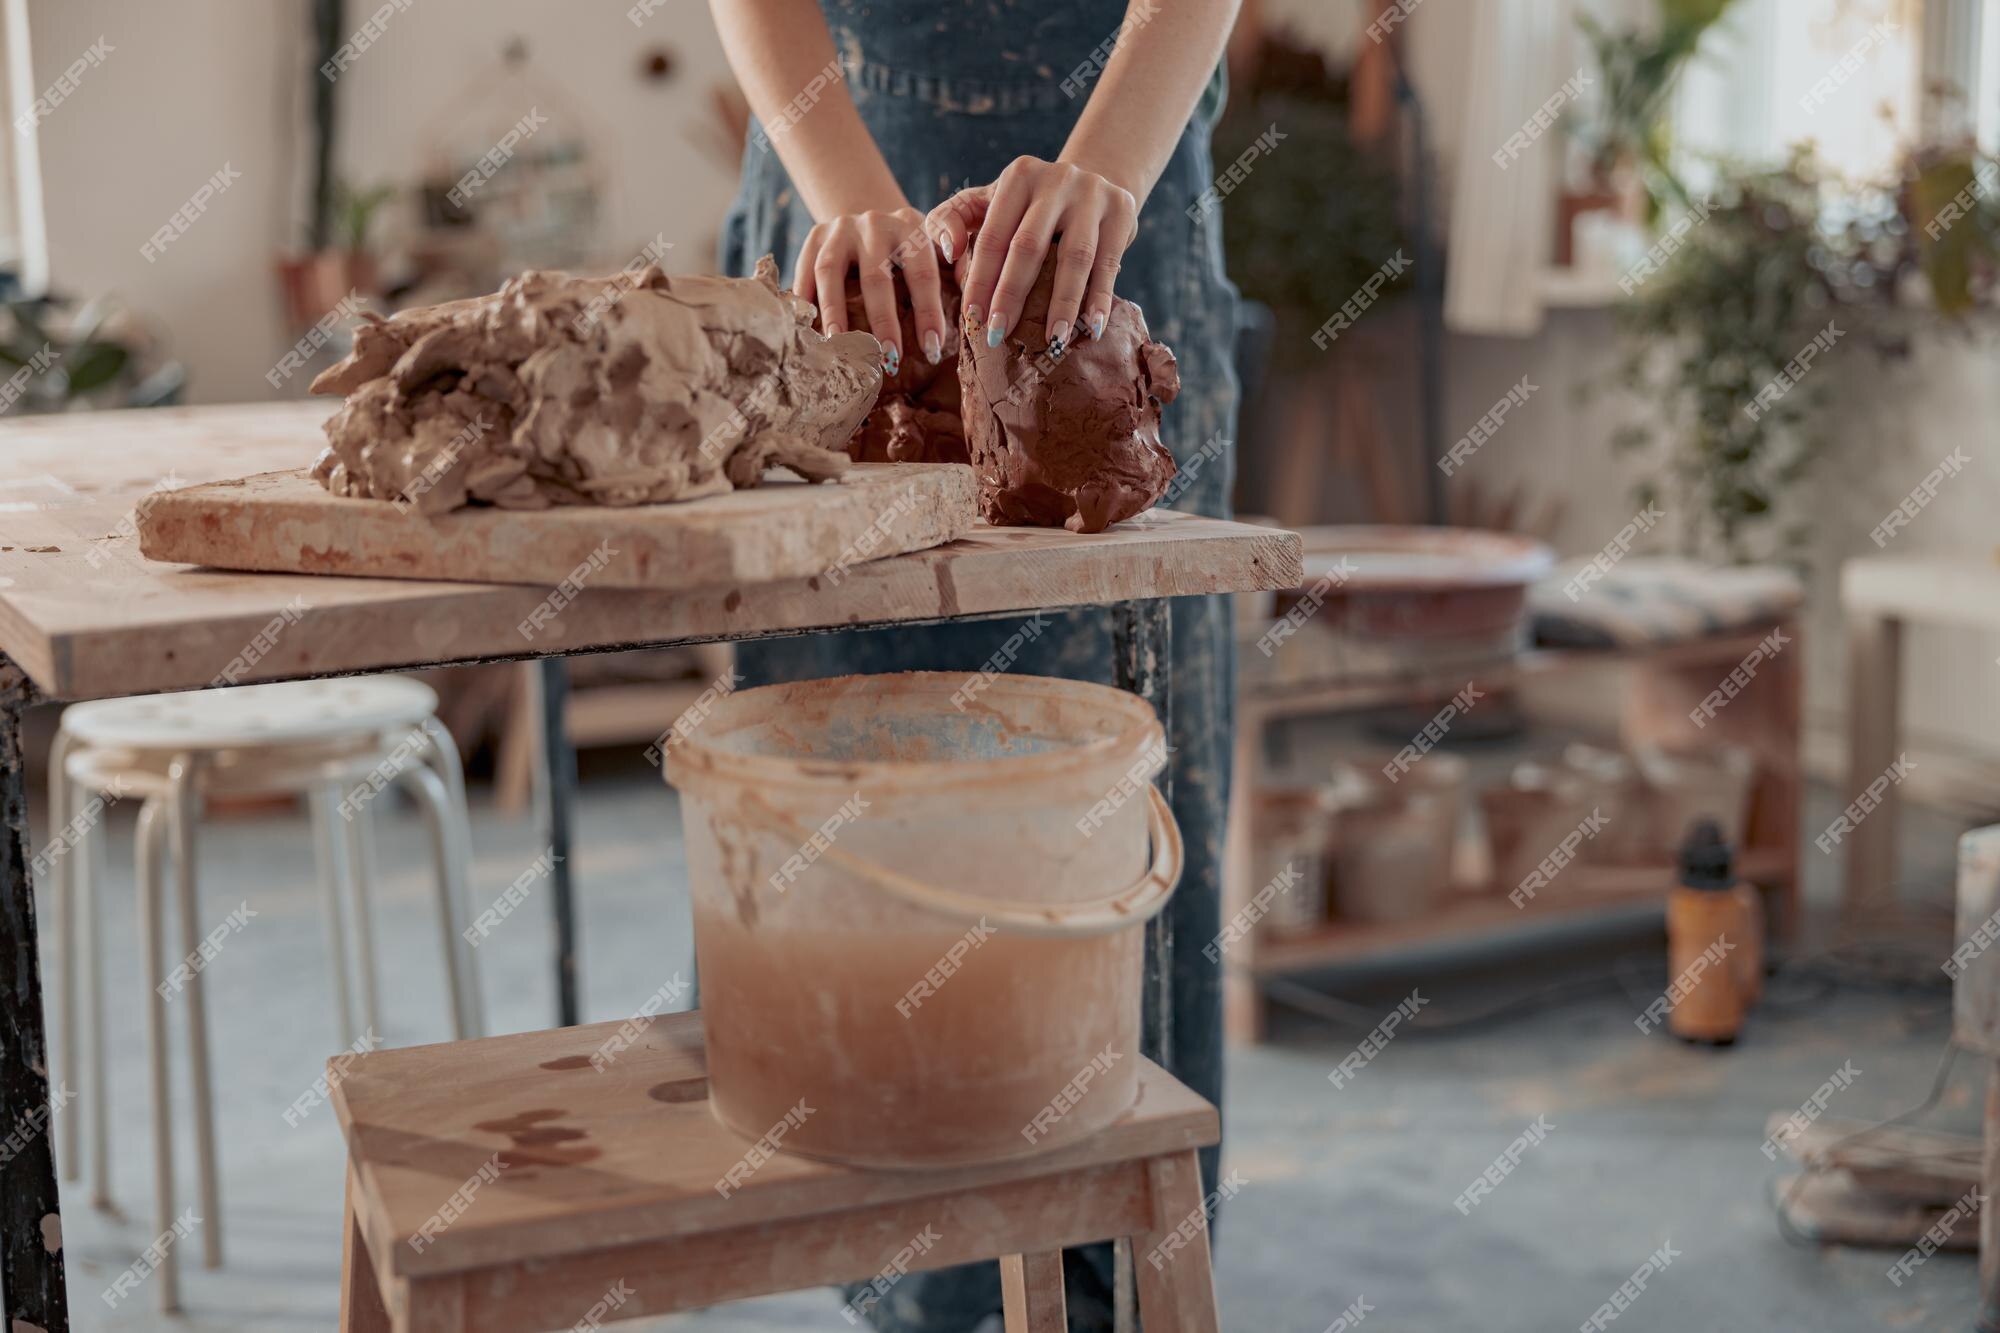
[{"xmin": 44, "ymin": 676, "xmax": 485, "ymax": 1311}]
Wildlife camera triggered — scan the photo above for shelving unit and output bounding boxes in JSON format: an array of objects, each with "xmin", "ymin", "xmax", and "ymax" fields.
[{"xmin": 1223, "ymin": 618, "xmax": 1802, "ymax": 1042}]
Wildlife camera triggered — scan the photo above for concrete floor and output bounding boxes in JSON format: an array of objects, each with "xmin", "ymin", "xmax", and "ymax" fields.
[{"xmin": 24, "ymin": 737, "xmax": 1986, "ymax": 1332}]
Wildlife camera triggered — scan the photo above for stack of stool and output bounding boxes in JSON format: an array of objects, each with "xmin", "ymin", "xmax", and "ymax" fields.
[{"xmin": 47, "ymin": 676, "xmax": 485, "ymax": 1310}]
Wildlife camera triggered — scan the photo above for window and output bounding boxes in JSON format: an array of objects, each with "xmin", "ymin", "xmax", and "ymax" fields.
[{"xmin": 1675, "ymin": 0, "xmax": 1988, "ymax": 185}]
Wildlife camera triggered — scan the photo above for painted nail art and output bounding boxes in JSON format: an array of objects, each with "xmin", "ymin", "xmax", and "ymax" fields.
[
  {"xmin": 922, "ymin": 331, "xmax": 942, "ymax": 364},
  {"xmin": 963, "ymin": 304, "xmax": 983, "ymax": 336},
  {"xmin": 883, "ymin": 344, "xmax": 901, "ymax": 376},
  {"xmin": 1090, "ymin": 314, "xmax": 1106, "ymax": 341},
  {"xmin": 986, "ymin": 314, "xmax": 1007, "ymax": 348},
  {"xmin": 940, "ymin": 233, "xmax": 954, "ymax": 263},
  {"xmin": 1046, "ymin": 330, "xmax": 1066, "ymax": 358}
]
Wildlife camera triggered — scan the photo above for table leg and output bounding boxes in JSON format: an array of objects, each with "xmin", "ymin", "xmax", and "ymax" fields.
[
  {"xmin": 1132, "ymin": 1150, "xmax": 1221, "ymax": 1333},
  {"xmin": 1000, "ymin": 1251, "xmax": 1067, "ymax": 1332},
  {"xmin": 1844, "ymin": 612, "xmax": 1902, "ymax": 922},
  {"xmin": 1112, "ymin": 599, "xmax": 1174, "ymax": 1066},
  {"xmin": 1983, "ymin": 1060, "xmax": 2000, "ymax": 1333},
  {"xmin": 1222, "ymin": 709, "xmax": 1266, "ymax": 1044},
  {"xmin": 341, "ymin": 1166, "xmax": 393, "ymax": 1333},
  {"xmin": 0, "ymin": 653, "xmax": 68, "ymax": 1332},
  {"xmin": 536, "ymin": 658, "xmax": 580, "ymax": 1028},
  {"xmin": 1111, "ymin": 599, "xmax": 1173, "ymax": 1333}
]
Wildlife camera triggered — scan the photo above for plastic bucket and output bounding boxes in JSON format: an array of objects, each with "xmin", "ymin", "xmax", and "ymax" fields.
[{"xmin": 662, "ymin": 671, "xmax": 1181, "ymax": 1169}]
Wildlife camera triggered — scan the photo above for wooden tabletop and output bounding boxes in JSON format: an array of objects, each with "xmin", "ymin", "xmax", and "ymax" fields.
[
  {"xmin": 332, "ymin": 1009, "xmax": 1219, "ymax": 1278},
  {"xmin": 1842, "ymin": 554, "xmax": 2000, "ymax": 627},
  {"xmin": 0, "ymin": 403, "xmax": 1302, "ymax": 701}
]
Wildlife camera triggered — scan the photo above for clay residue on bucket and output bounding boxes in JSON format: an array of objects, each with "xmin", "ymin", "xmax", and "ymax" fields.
[
  {"xmin": 710, "ymin": 813, "xmax": 761, "ymax": 928},
  {"xmin": 663, "ymin": 672, "xmax": 1163, "ymax": 803}
]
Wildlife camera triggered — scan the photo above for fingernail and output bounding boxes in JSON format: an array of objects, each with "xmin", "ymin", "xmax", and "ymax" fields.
[
  {"xmin": 1090, "ymin": 314, "xmax": 1106, "ymax": 341},
  {"xmin": 963, "ymin": 304, "xmax": 983, "ymax": 336},
  {"xmin": 986, "ymin": 314, "xmax": 1007, "ymax": 348},
  {"xmin": 827, "ymin": 322, "xmax": 844, "ymax": 336},
  {"xmin": 940, "ymin": 233, "xmax": 954, "ymax": 263},
  {"xmin": 922, "ymin": 330, "xmax": 942, "ymax": 364},
  {"xmin": 883, "ymin": 343, "xmax": 901, "ymax": 375},
  {"xmin": 1046, "ymin": 328, "xmax": 1066, "ymax": 358}
]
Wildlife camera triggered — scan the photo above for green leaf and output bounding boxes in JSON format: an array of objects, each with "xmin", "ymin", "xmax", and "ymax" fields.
[
  {"xmin": 63, "ymin": 343, "xmax": 129, "ymax": 396},
  {"xmin": 6, "ymin": 301, "xmax": 52, "ymax": 354},
  {"xmin": 1913, "ymin": 155, "xmax": 1993, "ymax": 316}
]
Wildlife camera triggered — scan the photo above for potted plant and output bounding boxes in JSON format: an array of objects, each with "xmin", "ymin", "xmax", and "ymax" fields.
[
  {"xmin": 1597, "ymin": 143, "xmax": 1994, "ymax": 563},
  {"xmin": 276, "ymin": 179, "xmax": 395, "ymax": 330},
  {"xmin": 0, "ymin": 293, "xmax": 186, "ymax": 413},
  {"xmin": 1560, "ymin": 0, "xmax": 1734, "ymax": 261}
]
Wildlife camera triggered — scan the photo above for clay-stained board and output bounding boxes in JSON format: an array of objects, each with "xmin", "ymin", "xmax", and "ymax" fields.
[
  {"xmin": 134, "ymin": 462, "xmax": 977, "ymax": 591},
  {"xmin": 0, "ymin": 402, "xmax": 1305, "ymax": 701},
  {"xmin": 331, "ymin": 1009, "xmax": 1218, "ymax": 1278}
]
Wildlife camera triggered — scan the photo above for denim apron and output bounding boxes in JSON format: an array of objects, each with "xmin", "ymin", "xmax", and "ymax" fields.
[{"xmin": 719, "ymin": 5, "xmax": 1237, "ymax": 1327}]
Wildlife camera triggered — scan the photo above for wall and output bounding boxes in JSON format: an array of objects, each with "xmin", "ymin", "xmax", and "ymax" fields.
[
  {"xmin": 12, "ymin": 0, "xmax": 741, "ymax": 403},
  {"xmin": 329, "ymin": 0, "xmax": 742, "ymax": 280},
  {"xmin": 20, "ymin": 0, "xmax": 296, "ymax": 401}
]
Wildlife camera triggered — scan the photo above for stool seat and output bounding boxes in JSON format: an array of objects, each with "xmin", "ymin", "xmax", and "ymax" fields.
[
  {"xmin": 334, "ymin": 1010, "xmax": 1221, "ymax": 1331},
  {"xmin": 63, "ymin": 677, "xmax": 437, "ymax": 751}
]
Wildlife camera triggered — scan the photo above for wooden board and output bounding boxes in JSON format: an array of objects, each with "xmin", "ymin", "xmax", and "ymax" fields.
[
  {"xmin": 0, "ymin": 404, "xmax": 1304, "ymax": 701},
  {"xmin": 1776, "ymin": 1170, "xmax": 1979, "ymax": 1250},
  {"xmin": 330, "ymin": 1009, "xmax": 1219, "ymax": 1279},
  {"xmin": 1764, "ymin": 1114, "xmax": 1980, "ymax": 1205},
  {"xmin": 133, "ymin": 463, "xmax": 977, "ymax": 591}
]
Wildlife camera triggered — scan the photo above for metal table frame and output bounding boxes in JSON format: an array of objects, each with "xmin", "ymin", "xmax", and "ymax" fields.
[{"xmin": 0, "ymin": 599, "xmax": 1174, "ymax": 1332}]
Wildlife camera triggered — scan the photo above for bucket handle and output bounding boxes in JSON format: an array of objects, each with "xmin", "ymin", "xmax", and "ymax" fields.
[{"xmin": 737, "ymin": 785, "xmax": 1183, "ymax": 938}]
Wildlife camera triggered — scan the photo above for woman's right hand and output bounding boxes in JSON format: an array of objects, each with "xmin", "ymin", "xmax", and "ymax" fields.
[{"xmin": 794, "ymin": 205, "xmax": 950, "ymax": 375}]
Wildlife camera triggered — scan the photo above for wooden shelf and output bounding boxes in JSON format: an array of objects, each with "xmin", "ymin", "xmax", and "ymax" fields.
[
  {"xmin": 1237, "ymin": 626, "xmax": 1787, "ymax": 725},
  {"xmin": 1223, "ymin": 608, "xmax": 1802, "ymax": 1041},
  {"xmin": 1248, "ymin": 848, "xmax": 1791, "ymax": 973}
]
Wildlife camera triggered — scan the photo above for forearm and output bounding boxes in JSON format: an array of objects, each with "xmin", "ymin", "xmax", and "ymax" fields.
[
  {"xmin": 708, "ymin": 0, "xmax": 906, "ymax": 220},
  {"xmin": 1060, "ymin": 0, "xmax": 1241, "ymax": 207}
]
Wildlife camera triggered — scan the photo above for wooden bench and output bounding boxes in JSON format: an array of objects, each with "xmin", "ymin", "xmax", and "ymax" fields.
[{"xmin": 332, "ymin": 1010, "xmax": 1222, "ymax": 1331}]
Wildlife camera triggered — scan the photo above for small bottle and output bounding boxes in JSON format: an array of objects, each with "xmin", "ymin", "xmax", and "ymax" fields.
[{"xmin": 1665, "ymin": 820, "xmax": 1748, "ymax": 1044}]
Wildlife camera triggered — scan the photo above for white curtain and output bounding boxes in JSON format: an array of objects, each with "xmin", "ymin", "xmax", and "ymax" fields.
[
  {"xmin": 1, "ymin": 0, "xmax": 49, "ymax": 294},
  {"xmin": 1443, "ymin": 0, "xmax": 1574, "ymax": 336}
]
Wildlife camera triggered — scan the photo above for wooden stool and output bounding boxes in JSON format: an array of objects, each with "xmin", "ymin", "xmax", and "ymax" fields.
[
  {"xmin": 48, "ymin": 676, "xmax": 485, "ymax": 1311},
  {"xmin": 332, "ymin": 1011, "xmax": 1221, "ymax": 1331}
]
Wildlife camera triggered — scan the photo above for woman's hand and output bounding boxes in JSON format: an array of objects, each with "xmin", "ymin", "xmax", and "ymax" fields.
[
  {"xmin": 793, "ymin": 205, "xmax": 950, "ymax": 373},
  {"xmin": 928, "ymin": 157, "xmax": 1138, "ymax": 353}
]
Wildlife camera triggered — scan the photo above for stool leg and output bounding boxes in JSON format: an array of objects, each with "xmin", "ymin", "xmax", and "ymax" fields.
[
  {"xmin": 81, "ymin": 789, "xmax": 111, "ymax": 1210},
  {"xmin": 400, "ymin": 758, "xmax": 481, "ymax": 1040},
  {"xmin": 310, "ymin": 786, "xmax": 360, "ymax": 1050},
  {"xmin": 341, "ymin": 1165, "xmax": 393, "ymax": 1333},
  {"xmin": 1132, "ymin": 1151, "xmax": 1219, "ymax": 1333},
  {"xmin": 1002, "ymin": 1252, "xmax": 1068, "ymax": 1332},
  {"xmin": 415, "ymin": 723, "xmax": 484, "ymax": 1038},
  {"xmin": 47, "ymin": 733, "xmax": 79, "ymax": 1182},
  {"xmin": 166, "ymin": 760, "xmax": 223, "ymax": 1270},
  {"xmin": 1981, "ymin": 1060, "xmax": 2000, "ymax": 1333},
  {"xmin": 346, "ymin": 810, "xmax": 382, "ymax": 1040},
  {"xmin": 135, "ymin": 798, "xmax": 181, "ymax": 1313}
]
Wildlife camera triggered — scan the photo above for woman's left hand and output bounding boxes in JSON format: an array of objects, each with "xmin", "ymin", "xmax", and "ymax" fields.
[{"xmin": 928, "ymin": 156, "xmax": 1138, "ymax": 354}]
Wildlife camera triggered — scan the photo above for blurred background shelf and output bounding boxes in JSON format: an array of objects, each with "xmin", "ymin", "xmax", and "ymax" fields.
[
  {"xmin": 1225, "ymin": 609, "xmax": 1801, "ymax": 1042},
  {"xmin": 1249, "ymin": 845, "xmax": 1792, "ymax": 973}
]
